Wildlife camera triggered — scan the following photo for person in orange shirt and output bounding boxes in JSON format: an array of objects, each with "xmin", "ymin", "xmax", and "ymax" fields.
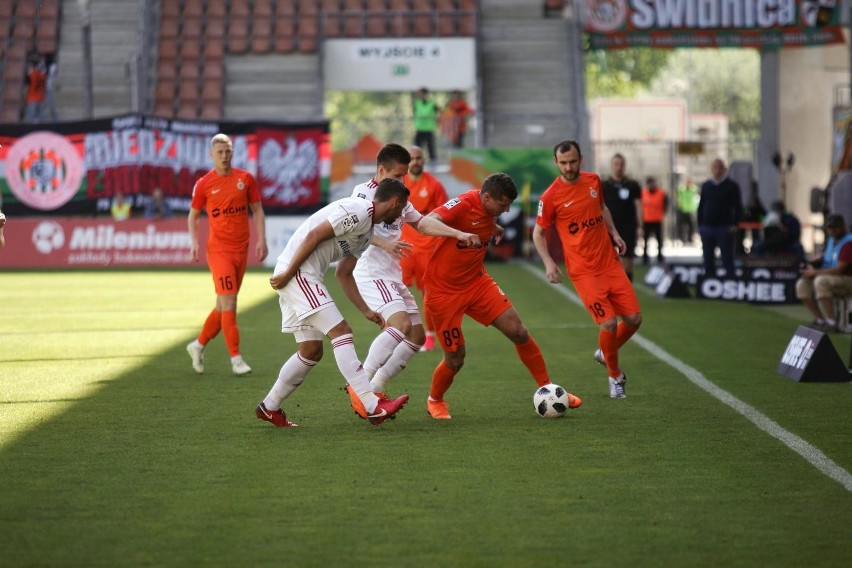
[
  {"xmin": 444, "ymin": 90, "xmax": 474, "ymax": 148},
  {"xmin": 423, "ymin": 172, "xmax": 582, "ymax": 419},
  {"xmin": 24, "ymin": 59, "xmax": 47, "ymax": 123},
  {"xmin": 187, "ymin": 133, "xmax": 268, "ymax": 376},
  {"xmin": 641, "ymin": 176, "xmax": 668, "ymax": 265},
  {"xmin": 532, "ymin": 140, "xmax": 642, "ymax": 399},
  {"xmin": 401, "ymin": 145, "xmax": 448, "ymax": 351}
]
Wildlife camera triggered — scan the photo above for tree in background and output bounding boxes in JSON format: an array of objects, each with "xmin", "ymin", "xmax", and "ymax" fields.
[
  {"xmin": 585, "ymin": 48, "xmax": 672, "ymax": 99},
  {"xmin": 647, "ymin": 49, "xmax": 760, "ymax": 141}
]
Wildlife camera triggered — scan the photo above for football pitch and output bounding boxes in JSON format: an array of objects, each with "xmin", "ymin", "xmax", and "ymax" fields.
[{"xmin": 1, "ymin": 264, "xmax": 850, "ymax": 567}]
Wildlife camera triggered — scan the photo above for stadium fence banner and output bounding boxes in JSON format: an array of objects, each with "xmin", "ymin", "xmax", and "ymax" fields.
[
  {"xmin": 0, "ymin": 114, "xmax": 330, "ymax": 217},
  {"xmin": 584, "ymin": 0, "xmax": 844, "ymax": 49},
  {"xmin": 0, "ymin": 216, "xmax": 310, "ymax": 269}
]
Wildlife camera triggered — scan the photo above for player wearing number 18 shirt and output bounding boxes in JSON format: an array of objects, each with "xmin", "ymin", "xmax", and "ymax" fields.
[
  {"xmin": 423, "ymin": 173, "xmax": 582, "ymax": 419},
  {"xmin": 532, "ymin": 140, "xmax": 642, "ymax": 399}
]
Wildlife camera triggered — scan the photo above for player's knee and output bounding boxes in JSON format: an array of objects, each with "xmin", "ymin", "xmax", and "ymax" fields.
[
  {"xmin": 600, "ymin": 318, "xmax": 618, "ymax": 332},
  {"xmin": 624, "ymin": 313, "xmax": 642, "ymax": 328},
  {"xmin": 407, "ymin": 325, "xmax": 426, "ymax": 346},
  {"xmin": 328, "ymin": 320, "xmax": 353, "ymax": 337},
  {"xmin": 509, "ymin": 325, "xmax": 530, "ymax": 344},
  {"xmin": 299, "ymin": 341, "xmax": 324, "ymax": 361}
]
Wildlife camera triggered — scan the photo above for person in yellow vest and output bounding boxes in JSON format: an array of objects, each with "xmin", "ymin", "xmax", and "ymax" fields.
[
  {"xmin": 110, "ymin": 190, "xmax": 132, "ymax": 221},
  {"xmin": 641, "ymin": 176, "xmax": 668, "ymax": 265}
]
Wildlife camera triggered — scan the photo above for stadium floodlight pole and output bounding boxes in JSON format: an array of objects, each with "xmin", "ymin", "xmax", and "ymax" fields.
[{"xmin": 78, "ymin": 0, "xmax": 94, "ymax": 119}]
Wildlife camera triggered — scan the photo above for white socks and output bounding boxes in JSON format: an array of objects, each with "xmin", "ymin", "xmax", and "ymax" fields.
[
  {"xmin": 332, "ymin": 334, "xmax": 379, "ymax": 414},
  {"xmin": 263, "ymin": 352, "xmax": 317, "ymax": 410},
  {"xmin": 363, "ymin": 327, "xmax": 406, "ymax": 378},
  {"xmin": 370, "ymin": 339, "xmax": 421, "ymax": 393}
]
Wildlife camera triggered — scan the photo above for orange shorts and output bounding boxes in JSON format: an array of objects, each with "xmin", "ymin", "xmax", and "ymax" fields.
[
  {"xmin": 426, "ymin": 274, "xmax": 512, "ymax": 352},
  {"xmin": 401, "ymin": 249, "xmax": 430, "ymax": 289},
  {"xmin": 571, "ymin": 264, "xmax": 641, "ymax": 324},
  {"xmin": 207, "ymin": 250, "xmax": 248, "ymax": 295}
]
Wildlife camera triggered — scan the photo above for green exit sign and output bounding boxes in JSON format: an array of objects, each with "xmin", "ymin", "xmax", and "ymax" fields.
[{"xmin": 392, "ymin": 64, "xmax": 409, "ymax": 76}]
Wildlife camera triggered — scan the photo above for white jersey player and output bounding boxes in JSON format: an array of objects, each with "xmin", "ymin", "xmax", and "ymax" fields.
[
  {"xmin": 256, "ymin": 179, "xmax": 413, "ymax": 428},
  {"xmin": 344, "ymin": 143, "xmax": 480, "ymax": 416}
]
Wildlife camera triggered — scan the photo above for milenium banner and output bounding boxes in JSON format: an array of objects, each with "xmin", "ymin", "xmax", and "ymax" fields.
[
  {"xmin": 584, "ymin": 0, "xmax": 844, "ymax": 49},
  {"xmin": 0, "ymin": 114, "xmax": 330, "ymax": 216}
]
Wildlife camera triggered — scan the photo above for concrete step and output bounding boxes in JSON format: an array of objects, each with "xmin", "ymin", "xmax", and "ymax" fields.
[{"xmin": 224, "ymin": 104, "xmax": 319, "ymax": 121}]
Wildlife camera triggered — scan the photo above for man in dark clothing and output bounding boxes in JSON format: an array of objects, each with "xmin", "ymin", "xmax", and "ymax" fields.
[
  {"xmin": 601, "ymin": 153, "xmax": 642, "ymax": 281},
  {"xmin": 698, "ymin": 158, "xmax": 742, "ymax": 276}
]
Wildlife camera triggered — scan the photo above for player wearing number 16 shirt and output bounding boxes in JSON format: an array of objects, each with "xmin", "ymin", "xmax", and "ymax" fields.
[
  {"xmin": 423, "ymin": 173, "xmax": 582, "ymax": 420},
  {"xmin": 255, "ymin": 179, "xmax": 414, "ymax": 428},
  {"xmin": 532, "ymin": 140, "xmax": 642, "ymax": 399},
  {"xmin": 187, "ymin": 133, "xmax": 268, "ymax": 377}
]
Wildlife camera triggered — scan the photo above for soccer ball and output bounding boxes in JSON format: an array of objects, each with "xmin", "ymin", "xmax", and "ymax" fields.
[{"xmin": 533, "ymin": 383, "xmax": 569, "ymax": 418}]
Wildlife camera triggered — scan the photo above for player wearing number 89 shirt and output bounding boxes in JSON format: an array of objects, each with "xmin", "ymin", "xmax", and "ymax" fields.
[
  {"xmin": 532, "ymin": 140, "xmax": 642, "ymax": 399},
  {"xmin": 423, "ymin": 173, "xmax": 582, "ymax": 419},
  {"xmin": 345, "ymin": 143, "xmax": 479, "ymax": 419},
  {"xmin": 255, "ymin": 179, "xmax": 414, "ymax": 427}
]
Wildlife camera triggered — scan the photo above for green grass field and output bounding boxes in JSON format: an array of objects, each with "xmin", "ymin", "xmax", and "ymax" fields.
[{"xmin": 1, "ymin": 264, "xmax": 850, "ymax": 567}]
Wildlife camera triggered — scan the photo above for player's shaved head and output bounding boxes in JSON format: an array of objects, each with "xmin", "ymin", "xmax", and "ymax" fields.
[{"xmin": 481, "ymin": 172, "xmax": 518, "ymax": 201}]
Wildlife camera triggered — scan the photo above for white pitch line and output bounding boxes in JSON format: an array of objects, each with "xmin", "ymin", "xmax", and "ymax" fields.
[{"xmin": 522, "ymin": 263, "xmax": 852, "ymax": 492}]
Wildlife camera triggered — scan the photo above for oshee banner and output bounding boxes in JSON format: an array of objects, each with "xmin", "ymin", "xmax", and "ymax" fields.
[
  {"xmin": 0, "ymin": 114, "xmax": 330, "ymax": 216},
  {"xmin": 584, "ymin": 0, "xmax": 844, "ymax": 49}
]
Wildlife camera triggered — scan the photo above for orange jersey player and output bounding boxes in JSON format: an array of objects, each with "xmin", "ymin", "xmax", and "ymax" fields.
[
  {"xmin": 423, "ymin": 173, "xmax": 582, "ymax": 420},
  {"xmin": 532, "ymin": 139, "xmax": 642, "ymax": 399},
  {"xmin": 186, "ymin": 133, "xmax": 268, "ymax": 376},
  {"xmin": 401, "ymin": 145, "xmax": 448, "ymax": 351}
]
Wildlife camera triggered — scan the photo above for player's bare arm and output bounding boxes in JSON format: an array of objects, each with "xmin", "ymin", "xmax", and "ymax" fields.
[
  {"xmin": 532, "ymin": 224, "xmax": 563, "ymax": 284},
  {"xmin": 187, "ymin": 207, "xmax": 202, "ymax": 262},
  {"xmin": 602, "ymin": 204, "xmax": 626, "ymax": 256},
  {"xmin": 411, "ymin": 215, "xmax": 481, "ymax": 248},
  {"xmin": 371, "ymin": 234, "xmax": 413, "ymax": 258},
  {"xmin": 250, "ymin": 201, "xmax": 269, "ymax": 261},
  {"xmin": 492, "ymin": 222, "xmax": 505, "ymax": 245},
  {"xmin": 335, "ymin": 255, "xmax": 385, "ymax": 328},
  {"xmin": 269, "ymin": 221, "xmax": 335, "ymax": 290}
]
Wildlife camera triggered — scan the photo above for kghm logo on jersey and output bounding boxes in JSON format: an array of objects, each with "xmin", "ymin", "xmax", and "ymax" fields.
[
  {"xmin": 211, "ymin": 204, "xmax": 248, "ymax": 218},
  {"xmin": 567, "ymin": 214, "xmax": 605, "ymax": 235},
  {"xmin": 6, "ymin": 131, "xmax": 84, "ymax": 211}
]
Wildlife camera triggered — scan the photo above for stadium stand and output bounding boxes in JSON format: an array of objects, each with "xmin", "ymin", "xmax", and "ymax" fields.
[
  {"xmin": 0, "ymin": 0, "xmax": 61, "ymax": 122},
  {"xmin": 151, "ymin": 0, "xmax": 479, "ymax": 121}
]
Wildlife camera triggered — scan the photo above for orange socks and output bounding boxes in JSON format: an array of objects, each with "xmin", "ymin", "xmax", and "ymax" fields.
[
  {"xmin": 599, "ymin": 327, "xmax": 620, "ymax": 378},
  {"xmin": 429, "ymin": 360, "xmax": 458, "ymax": 401},
  {"xmin": 515, "ymin": 337, "xmax": 550, "ymax": 387},
  {"xmin": 616, "ymin": 320, "xmax": 638, "ymax": 348},
  {"xmin": 221, "ymin": 310, "xmax": 240, "ymax": 357},
  {"xmin": 198, "ymin": 309, "xmax": 222, "ymax": 346}
]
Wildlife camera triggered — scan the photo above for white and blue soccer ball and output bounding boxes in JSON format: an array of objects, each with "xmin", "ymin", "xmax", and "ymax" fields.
[{"xmin": 533, "ymin": 384, "xmax": 569, "ymax": 418}]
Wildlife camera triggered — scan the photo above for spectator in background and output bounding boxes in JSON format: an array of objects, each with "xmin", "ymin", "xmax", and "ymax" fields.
[
  {"xmin": 601, "ymin": 153, "xmax": 642, "ymax": 281},
  {"xmin": 412, "ymin": 87, "xmax": 439, "ymax": 162},
  {"xmin": 795, "ymin": 214, "xmax": 852, "ymax": 332},
  {"xmin": 676, "ymin": 177, "xmax": 699, "ymax": 244},
  {"xmin": 738, "ymin": 182, "xmax": 766, "ymax": 255},
  {"xmin": 641, "ymin": 176, "xmax": 667, "ymax": 265},
  {"xmin": 698, "ymin": 158, "xmax": 742, "ymax": 276},
  {"xmin": 43, "ymin": 57, "xmax": 58, "ymax": 122},
  {"xmin": 110, "ymin": 190, "xmax": 132, "ymax": 220},
  {"xmin": 753, "ymin": 200, "xmax": 805, "ymax": 261},
  {"xmin": 144, "ymin": 187, "xmax": 173, "ymax": 220},
  {"xmin": 0, "ymin": 208, "xmax": 6, "ymax": 250},
  {"xmin": 24, "ymin": 59, "xmax": 47, "ymax": 123},
  {"xmin": 443, "ymin": 90, "xmax": 474, "ymax": 148}
]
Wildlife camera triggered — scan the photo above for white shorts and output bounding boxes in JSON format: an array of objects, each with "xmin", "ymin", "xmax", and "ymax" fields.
[
  {"xmin": 279, "ymin": 270, "xmax": 344, "ymax": 342},
  {"xmin": 357, "ymin": 278, "xmax": 422, "ymax": 325}
]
